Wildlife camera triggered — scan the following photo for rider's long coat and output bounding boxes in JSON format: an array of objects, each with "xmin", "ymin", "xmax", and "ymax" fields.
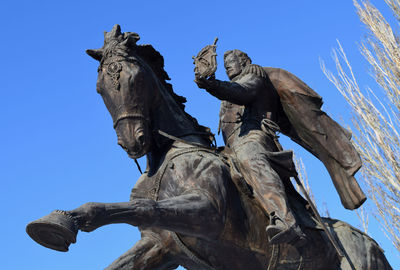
[{"xmin": 265, "ymin": 67, "xmax": 366, "ymax": 210}]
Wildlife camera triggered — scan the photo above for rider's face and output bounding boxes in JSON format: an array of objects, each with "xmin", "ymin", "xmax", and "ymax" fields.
[{"xmin": 224, "ymin": 53, "xmax": 242, "ymax": 80}]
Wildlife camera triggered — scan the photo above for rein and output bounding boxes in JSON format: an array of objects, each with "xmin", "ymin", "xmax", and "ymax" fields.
[{"xmin": 157, "ymin": 130, "xmax": 215, "ymax": 149}]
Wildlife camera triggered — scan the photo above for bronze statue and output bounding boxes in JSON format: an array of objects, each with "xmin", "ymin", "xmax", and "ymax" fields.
[
  {"xmin": 194, "ymin": 46, "xmax": 367, "ymax": 248},
  {"xmin": 196, "ymin": 49, "xmax": 307, "ymax": 247},
  {"xmin": 26, "ymin": 25, "xmax": 391, "ymax": 270}
]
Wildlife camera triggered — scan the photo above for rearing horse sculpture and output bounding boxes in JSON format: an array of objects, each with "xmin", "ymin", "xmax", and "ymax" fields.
[{"xmin": 27, "ymin": 25, "xmax": 392, "ymax": 270}]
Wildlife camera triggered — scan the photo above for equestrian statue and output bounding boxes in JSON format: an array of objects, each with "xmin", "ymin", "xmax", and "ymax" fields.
[{"xmin": 26, "ymin": 25, "xmax": 392, "ymax": 270}]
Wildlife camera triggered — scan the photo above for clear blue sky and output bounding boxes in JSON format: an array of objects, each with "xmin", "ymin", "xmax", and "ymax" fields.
[{"xmin": 1, "ymin": 0, "xmax": 398, "ymax": 269}]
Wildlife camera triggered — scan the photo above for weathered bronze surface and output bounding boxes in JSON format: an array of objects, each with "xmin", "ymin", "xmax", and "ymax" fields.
[{"xmin": 26, "ymin": 25, "xmax": 392, "ymax": 270}]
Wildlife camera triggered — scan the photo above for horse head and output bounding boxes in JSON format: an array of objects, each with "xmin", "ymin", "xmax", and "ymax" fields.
[
  {"xmin": 87, "ymin": 25, "xmax": 213, "ymax": 160},
  {"xmin": 86, "ymin": 25, "xmax": 162, "ymax": 158}
]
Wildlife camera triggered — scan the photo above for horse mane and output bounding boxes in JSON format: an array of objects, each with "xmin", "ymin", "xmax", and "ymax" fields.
[{"xmin": 134, "ymin": 44, "xmax": 214, "ymax": 143}]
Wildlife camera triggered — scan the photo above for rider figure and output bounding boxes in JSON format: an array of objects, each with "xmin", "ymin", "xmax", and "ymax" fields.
[{"xmin": 195, "ymin": 49, "xmax": 307, "ymax": 246}]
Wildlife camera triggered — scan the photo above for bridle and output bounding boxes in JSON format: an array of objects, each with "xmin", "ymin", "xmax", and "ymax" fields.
[
  {"xmin": 98, "ymin": 52, "xmax": 151, "ymax": 130},
  {"xmin": 113, "ymin": 112, "xmax": 150, "ymax": 129},
  {"xmin": 99, "ymin": 55, "xmax": 150, "ymax": 129}
]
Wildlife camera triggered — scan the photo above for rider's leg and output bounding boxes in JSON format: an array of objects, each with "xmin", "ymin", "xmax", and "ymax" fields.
[{"xmin": 232, "ymin": 132, "xmax": 306, "ymax": 246}]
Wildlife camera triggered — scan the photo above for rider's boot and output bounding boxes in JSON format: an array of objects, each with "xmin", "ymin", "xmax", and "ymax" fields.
[{"xmin": 266, "ymin": 212, "xmax": 308, "ymax": 247}]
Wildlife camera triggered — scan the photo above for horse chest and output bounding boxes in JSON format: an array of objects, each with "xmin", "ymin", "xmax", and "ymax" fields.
[
  {"xmin": 130, "ymin": 149, "xmax": 210, "ymax": 201},
  {"xmin": 129, "ymin": 173, "xmax": 157, "ymax": 200}
]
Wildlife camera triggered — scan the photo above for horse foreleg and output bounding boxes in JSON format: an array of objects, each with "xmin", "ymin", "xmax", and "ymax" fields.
[
  {"xmin": 68, "ymin": 191, "xmax": 224, "ymax": 240},
  {"xmin": 105, "ymin": 230, "xmax": 178, "ymax": 270}
]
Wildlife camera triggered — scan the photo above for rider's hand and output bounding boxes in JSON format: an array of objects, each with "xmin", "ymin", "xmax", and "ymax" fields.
[{"xmin": 194, "ymin": 75, "xmax": 218, "ymax": 90}]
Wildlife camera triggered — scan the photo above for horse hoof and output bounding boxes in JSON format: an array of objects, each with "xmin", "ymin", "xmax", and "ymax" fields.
[{"xmin": 26, "ymin": 210, "xmax": 78, "ymax": 252}]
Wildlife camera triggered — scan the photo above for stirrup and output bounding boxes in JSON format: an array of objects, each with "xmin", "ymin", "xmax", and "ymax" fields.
[
  {"xmin": 266, "ymin": 213, "xmax": 308, "ymax": 247},
  {"xmin": 267, "ymin": 226, "xmax": 308, "ymax": 247}
]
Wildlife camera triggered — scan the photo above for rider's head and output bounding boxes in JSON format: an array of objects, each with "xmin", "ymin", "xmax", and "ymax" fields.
[{"xmin": 223, "ymin": 50, "xmax": 252, "ymax": 80}]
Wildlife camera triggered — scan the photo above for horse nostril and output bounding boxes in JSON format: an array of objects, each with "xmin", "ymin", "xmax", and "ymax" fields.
[{"xmin": 118, "ymin": 141, "xmax": 128, "ymax": 151}]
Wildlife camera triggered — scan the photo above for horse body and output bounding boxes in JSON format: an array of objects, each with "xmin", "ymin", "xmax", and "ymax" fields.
[
  {"xmin": 102, "ymin": 142, "xmax": 337, "ymax": 270},
  {"xmin": 42, "ymin": 25, "xmax": 391, "ymax": 269},
  {"xmin": 100, "ymin": 140, "xmax": 379, "ymax": 270}
]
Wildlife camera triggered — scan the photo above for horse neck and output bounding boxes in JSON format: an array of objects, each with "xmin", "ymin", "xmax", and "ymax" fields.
[
  {"xmin": 145, "ymin": 80, "xmax": 208, "ymax": 174},
  {"xmin": 151, "ymin": 81, "xmax": 204, "ymax": 146}
]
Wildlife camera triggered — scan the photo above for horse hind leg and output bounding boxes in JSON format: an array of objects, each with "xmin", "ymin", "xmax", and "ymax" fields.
[
  {"xmin": 339, "ymin": 234, "xmax": 392, "ymax": 270},
  {"xmin": 323, "ymin": 218, "xmax": 393, "ymax": 270},
  {"xmin": 105, "ymin": 230, "xmax": 179, "ymax": 270}
]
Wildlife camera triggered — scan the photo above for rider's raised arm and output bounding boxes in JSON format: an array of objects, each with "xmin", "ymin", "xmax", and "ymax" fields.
[{"xmin": 205, "ymin": 73, "xmax": 264, "ymax": 105}]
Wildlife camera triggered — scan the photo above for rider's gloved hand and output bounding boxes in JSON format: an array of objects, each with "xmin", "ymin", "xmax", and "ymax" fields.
[{"xmin": 194, "ymin": 75, "xmax": 219, "ymax": 90}]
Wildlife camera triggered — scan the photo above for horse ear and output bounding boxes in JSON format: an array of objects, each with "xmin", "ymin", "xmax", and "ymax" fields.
[
  {"xmin": 121, "ymin": 32, "xmax": 140, "ymax": 47},
  {"xmin": 109, "ymin": 24, "xmax": 122, "ymax": 38},
  {"xmin": 86, "ymin": 49, "xmax": 103, "ymax": 61}
]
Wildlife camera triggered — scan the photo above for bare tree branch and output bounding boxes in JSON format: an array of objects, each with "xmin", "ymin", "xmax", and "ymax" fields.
[{"xmin": 321, "ymin": 0, "xmax": 400, "ymax": 253}]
